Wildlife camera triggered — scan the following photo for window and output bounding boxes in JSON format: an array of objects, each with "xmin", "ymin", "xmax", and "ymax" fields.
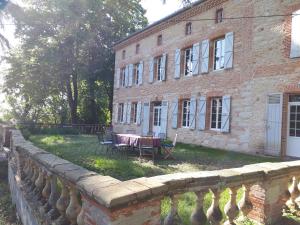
[
  {"xmin": 182, "ymin": 100, "xmax": 191, "ymax": 128},
  {"xmin": 131, "ymin": 102, "xmax": 138, "ymax": 123},
  {"xmin": 153, "ymin": 106, "xmax": 162, "ymax": 127},
  {"xmin": 136, "ymin": 44, "xmax": 140, "ymax": 54},
  {"xmin": 216, "ymin": 9, "xmax": 223, "ymax": 23},
  {"xmin": 214, "ymin": 38, "xmax": 225, "ymax": 70},
  {"xmin": 185, "ymin": 22, "xmax": 192, "ymax": 35},
  {"xmin": 157, "ymin": 34, "xmax": 162, "ymax": 46},
  {"xmin": 134, "ymin": 63, "xmax": 140, "ymax": 85},
  {"xmin": 155, "ymin": 55, "xmax": 164, "ymax": 81},
  {"xmin": 118, "ymin": 103, "xmax": 124, "ymax": 123},
  {"xmin": 184, "ymin": 47, "xmax": 193, "ymax": 76},
  {"xmin": 122, "ymin": 50, "xmax": 126, "ymax": 59},
  {"xmin": 121, "ymin": 67, "xmax": 126, "ymax": 87},
  {"xmin": 211, "ymin": 98, "xmax": 222, "ymax": 130}
]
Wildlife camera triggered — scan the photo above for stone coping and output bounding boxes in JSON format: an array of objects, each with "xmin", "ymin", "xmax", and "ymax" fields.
[{"xmin": 6, "ymin": 127, "xmax": 300, "ymax": 209}]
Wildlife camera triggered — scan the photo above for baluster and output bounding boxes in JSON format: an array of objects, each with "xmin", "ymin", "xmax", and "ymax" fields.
[
  {"xmin": 47, "ymin": 175, "xmax": 60, "ymax": 220},
  {"xmin": 238, "ymin": 184, "xmax": 253, "ymax": 218},
  {"xmin": 33, "ymin": 168, "xmax": 45, "ymax": 201},
  {"xmin": 164, "ymin": 195, "xmax": 182, "ymax": 225},
  {"xmin": 191, "ymin": 191, "xmax": 207, "ymax": 225},
  {"xmin": 53, "ymin": 180, "xmax": 70, "ymax": 225},
  {"xmin": 207, "ymin": 189, "xmax": 222, "ymax": 225},
  {"xmin": 287, "ymin": 176, "xmax": 300, "ymax": 211},
  {"xmin": 29, "ymin": 164, "xmax": 39, "ymax": 192},
  {"xmin": 39, "ymin": 173, "xmax": 52, "ymax": 214},
  {"xmin": 66, "ymin": 186, "xmax": 81, "ymax": 225},
  {"xmin": 224, "ymin": 187, "xmax": 239, "ymax": 225},
  {"xmin": 77, "ymin": 206, "xmax": 85, "ymax": 225},
  {"xmin": 25, "ymin": 160, "xmax": 33, "ymax": 184}
]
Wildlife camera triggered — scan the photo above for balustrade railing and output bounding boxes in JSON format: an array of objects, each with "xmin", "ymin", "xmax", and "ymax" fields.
[{"xmin": 1, "ymin": 124, "xmax": 300, "ymax": 225}]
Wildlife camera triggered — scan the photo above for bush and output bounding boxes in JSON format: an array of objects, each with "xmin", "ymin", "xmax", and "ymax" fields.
[
  {"xmin": 19, "ymin": 126, "xmax": 80, "ymax": 138},
  {"xmin": 21, "ymin": 128, "xmax": 32, "ymax": 140}
]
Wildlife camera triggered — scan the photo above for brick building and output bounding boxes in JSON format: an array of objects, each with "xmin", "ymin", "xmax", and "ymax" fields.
[{"xmin": 112, "ymin": 0, "xmax": 300, "ymax": 157}]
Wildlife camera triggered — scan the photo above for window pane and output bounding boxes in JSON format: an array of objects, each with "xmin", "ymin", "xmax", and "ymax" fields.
[
  {"xmin": 297, "ymin": 122, "xmax": 300, "ymax": 130},
  {"xmin": 296, "ymin": 130, "xmax": 300, "ymax": 137},
  {"xmin": 291, "ymin": 106, "xmax": 297, "ymax": 113},
  {"xmin": 291, "ymin": 114, "xmax": 296, "ymax": 120},
  {"xmin": 290, "ymin": 129, "xmax": 296, "ymax": 137},
  {"xmin": 290, "ymin": 121, "xmax": 296, "ymax": 129}
]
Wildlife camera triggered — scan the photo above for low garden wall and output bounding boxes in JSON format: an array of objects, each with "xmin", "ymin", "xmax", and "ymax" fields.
[{"xmin": 0, "ymin": 124, "xmax": 300, "ymax": 225}]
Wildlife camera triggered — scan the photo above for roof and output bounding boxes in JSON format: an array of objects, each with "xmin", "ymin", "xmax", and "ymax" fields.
[{"xmin": 114, "ymin": 0, "xmax": 206, "ymax": 48}]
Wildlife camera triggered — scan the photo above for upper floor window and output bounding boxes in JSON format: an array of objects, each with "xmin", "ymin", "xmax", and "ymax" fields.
[
  {"xmin": 122, "ymin": 50, "xmax": 126, "ymax": 59},
  {"xmin": 118, "ymin": 103, "xmax": 124, "ymax": 123},
  {"xmin": 210, "ymin": 98, "xmax": 222, "ymax": 130},
  {"xmin": 136, "ymin": 44, "xmax": 140, "ymax": 54},
  {"xmin": 131, "ymin": 102, "xmax": 138, "ymax": 123},
  {"xmin": 182, "ymin": 99, "xmax": 191, "ymax": 128},
  {"xmin": 184, "ymin": 47, "xmax": 193, "ymax": 76},
  {"xmin": 155, "ymin": 55, "xmax": 164, "ymax": 81},
  {"xmin": 214, "ymin": 38, "xmax": 225, "ymax": 70},
  {"xmin": 157, "ymin": 34, "xmax": 163, "ymax": 46},
  {"xmin": 134, "ymin": 63, "xmax": 140, "ymax": 85},
  {"xmin": 185, "ymin": 22, "xmax": 192, "ymax": 35},
  {"xmin": 121, "ymin": 67, "xmax": 126, "ymax": 87},
  {"xmin": 216, "ymin": 9, "xmax": 223, "ymax": 23}
]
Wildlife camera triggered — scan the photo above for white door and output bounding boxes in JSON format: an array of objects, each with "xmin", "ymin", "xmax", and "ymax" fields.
[
  {"xmin": 287, "ymin": 102, "xmax": 300, "ymax": 157},
  {"xmin": 153, "ymin": 106, "xmax": 162, "ymax": 137}
]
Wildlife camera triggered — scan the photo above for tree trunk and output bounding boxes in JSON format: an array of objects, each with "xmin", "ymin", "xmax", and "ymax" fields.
[{"xmin": 66, "ymin": 74, "xmax": 78, "ymax": 124}]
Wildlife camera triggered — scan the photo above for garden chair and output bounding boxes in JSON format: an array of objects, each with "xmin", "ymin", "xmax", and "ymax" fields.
[
  {"xmin": 139, "ymin": 137, "xmax": 157, "ymax": 161},
  {"xmin": 112, "ymin": 132, "xmax": 129, "ymax": 158},
  {"xmin": 96, "ymin": 131, "xmax": 113, "ymax": 154},
  {"xmin": 162, "ymin": 134, "xmax": 177, "ymax": 160}
]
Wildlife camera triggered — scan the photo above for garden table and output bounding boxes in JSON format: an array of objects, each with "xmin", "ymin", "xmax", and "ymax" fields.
[{"xmin": 116, "ymin": 134, "xmax": 161, "ymax": 148}]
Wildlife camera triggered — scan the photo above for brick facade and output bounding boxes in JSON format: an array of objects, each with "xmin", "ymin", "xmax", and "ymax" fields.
[{"xmin": 113, "ymin": 0, "xmax": 300, "ymax": 157}]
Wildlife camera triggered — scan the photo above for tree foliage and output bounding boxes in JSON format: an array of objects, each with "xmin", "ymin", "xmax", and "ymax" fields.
[{"xmin": 4, "ymin": 0, "xmax": 147, "ymax": 124}]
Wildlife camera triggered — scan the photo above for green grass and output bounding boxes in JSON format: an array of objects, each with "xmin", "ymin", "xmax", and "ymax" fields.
[{"xmin": 29, "ymin": 134, "xmax": 283, "ymax": 225}]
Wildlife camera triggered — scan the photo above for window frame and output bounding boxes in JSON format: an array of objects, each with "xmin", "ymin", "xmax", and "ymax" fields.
[
  {"xmin": 120, "ymin": 67, "xmax": 126, "ymax": 87},
  {"xmin": 184, "ymin": 47, "xmax": 193, "ymax": 76},
  {"xmin": 157, "ymin": 34, "xmax": 163, "ymax": 46},
  {"xmin": 213, "ymin": 37, "xmax": 225, "ymax": 71},
  {"xmin": 134, "ymin": 63, "xmax": 140, "ymax": 85},
  {"xmin": 216, "ymin": 8, "xmax": 224, "ymax": 24},
  {"xmin": 155, "ymin": 55, "xmax": 164, "ymax": 81},
  {"xmin": 131, "ymin": 102, "xmax": 138, "ymax": 124},
  {"xmin": 118, "ymin": 103, "xmax": 124, "ymax": 123},
  {"xmin": 182, "ymin": 99, "xmax": 191, "ymax": 128},
  {"xmin": 185, "ymin": 22, "xmax": 192, "ymax": 35},
  {"xmin": 210, "ymin": 97, "xmax": 222, "ymax": 131}
]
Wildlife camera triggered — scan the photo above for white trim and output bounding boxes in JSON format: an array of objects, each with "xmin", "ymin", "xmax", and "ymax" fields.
[
  {"xmin": 210, "ymin": 97, "xmax": 222, "ymax": 131},
  {"xmin": 213, "ymin": 38, "xmax": 225, "ymax": 71}
]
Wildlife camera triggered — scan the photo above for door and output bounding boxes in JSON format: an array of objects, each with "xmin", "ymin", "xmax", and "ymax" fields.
[
  {"xmin": 153, "ymin": 105, "xmax": 162, "ymax": 137},
  {"xmin": 287, "ymin": 101, "xmax": 300, "ymax": 157}
]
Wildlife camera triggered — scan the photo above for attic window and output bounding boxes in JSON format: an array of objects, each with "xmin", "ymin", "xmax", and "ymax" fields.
[
  {"xmin": 122, "ymin": 50, "xmax": 126, "ymax": 59},
  {"xmin": 185, "ymin": 22, "xmax": 192, "ymax": 35},
  {"xmin": 157, "ymin": 34, "xmax": 163, "ymax": 46},
  {"xmin": 136, "ymin": 44, "xmax": 140, "ymax": 54},
  {"xmin": 216, "ymin": 9, "xmax": 224, "ymax": 23}
]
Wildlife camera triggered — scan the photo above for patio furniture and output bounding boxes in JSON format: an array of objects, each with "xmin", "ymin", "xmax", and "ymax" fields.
[
  {"xmin": 138, "ymin": 137, "xmax": 157, "ymax": 161},
  {"xmin": 116, "ymin": 133, "xmax": 161, "ymax": 149},
  {"xmin": 112, "ymin": 132, "xmax": 129, "ymax": 157},
  {"xmin": 162, "ymin": 133, "xmax": 178, "ymax": 160},
  {"xmin": 96, "ymin": 131, "xmax": 113, "ymax": 154}
]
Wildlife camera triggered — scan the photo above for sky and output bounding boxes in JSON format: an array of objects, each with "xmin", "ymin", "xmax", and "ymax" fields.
[{"xmin": 0, "ymin": 0, "xmax": 185, "ymax": 117}]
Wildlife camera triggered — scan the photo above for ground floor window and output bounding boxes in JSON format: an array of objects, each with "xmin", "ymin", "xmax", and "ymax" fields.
[
  {"xmin": 182, "ymin": 99, "xmax": 191, "ymax": 128},
  {"xmin": 211, "ymin": 98, "xmax": 222, "ymax": 130},
  {"xmin": 131, "ymin": 102, "xmax": 138, "ymax": 124},
  {"xmin": 118, "ymin": 103, "xmax": 124, "ymax": 123}
]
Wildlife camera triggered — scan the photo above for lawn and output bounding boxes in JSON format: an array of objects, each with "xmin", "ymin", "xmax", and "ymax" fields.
[{"xmin": 28, "ymin": 134, "xmax": 289, "ymax": 225}]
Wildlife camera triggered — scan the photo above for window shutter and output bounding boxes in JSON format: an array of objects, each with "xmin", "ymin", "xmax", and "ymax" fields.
[
  {"xmin": 126, "ymin": 102, "xmax": 131, "ymax": 124},
  {"xmin": 137, "ymin": 101, "xmax": 142, "ymax": 125},
  {"xmin": 149, "ymin": 58, "xmax": 154, "ymax": 83},
  {"xmin": 192, "ymin": 43, "xmax": 200, "ymax": 75},
  {"xmin": 114, "ymin": 103, "xmax": 118, "ymax": 123},
  {"xmin": 198, "ymin": 96, "xmax": 207, "ymax": 131},
  {"xmin": 224, "ymin": 32, "xmax": 234, "ymax": 69},
  {"xmin": 125, "ymin": 65, "xmax": 129, "ymax": 87},
  {"xmin": 138, "ymin": 61, "xmax": 143, "ymax": 85},
  {"xmin": 174, "ymin": 49, "xmax": 181, "ymax": 79},
  {"xmin": 128, "ymin": 64, "xmax": 134, "ymax": 87},
  {"xmin": 161, "ymin": 53, "xmax": 167, "ymax": 81},
  {"xmin": 115, "ymin": 68, "xmax": 120, "ymax": 89},
  {"xmin": 290, "ymin": 10, "xmax": 300, "ymax": 58},
  {"xmin": 201, "ymin": 39, "xmax": 209, "ymax": 74},
  {"xmin": 221, "ymin": 95, "xmax": 231, "ymax": 133},
  {"xmin": 122, "ymin": 103, "xmax": 127, "ymax": 123},
  {"xmin": 142, "ymin": 102, "xmax": 150, "ymax": 135},
  {"xmin": 171, "ymin": 98, "xmax": 178, "ymax": 129},
  {"xmin": 161, "ymin": 101, "xmax": 168, "ymax": 136},
  {"xmin": 189, "ymin": 97, "xmax": 197, "ymax": 130}
]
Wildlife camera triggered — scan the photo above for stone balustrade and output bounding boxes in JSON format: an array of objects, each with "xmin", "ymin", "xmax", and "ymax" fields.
[{"xmin": 1, "ymin": 124, "xmax": 300, "ymax": 225}]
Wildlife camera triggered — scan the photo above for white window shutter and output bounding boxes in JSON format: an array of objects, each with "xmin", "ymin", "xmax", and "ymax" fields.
[
  {"xmin": 198, "ymin": 96, "xmax": 207, "ymax": 131},
  {"xmin": 161, "ymin": 53, "xmax": 167, "ymax": 81},
  {"xmin": 174, "ymin": 49, "xmax": 181, "ymax": 79},
  {"xmin": 126, "ymin": 102, "xmax": 131, "ymax": 124},
  {"xmin": 115, "ymin": 68, "xmax": 120, "ymax": 89},
  {"xmin": 114, "ymin": 103, "xmax": 118, "ymax": 123},
  {"xmin": 122, "ymin": 103, "xmax": 127, "ymax": 123},
  {"xmin": 138, "ymin": 61, "xmax": 143, "ymax": 85},
  {"xmin": 192, "ymin": 43, "xmax": 200, "ymax": 75},
  {"xmin": 189, "ymin": 97, "xmax": 197, "ymax": 130},
  {"xmin": 128, "ymin": 64, "xmax": 133, "ymax": 87},
  {"xmin": 149, "ymin": 58, "xmax": 154, "ymax": 83},
  {"xmin": 224, "ymin": 32, "xmax": 234, "ymax": 69},
  {"xmin": 290, "ymin": 10, "xmax": 300, "ymax": 58},
  {"xmin": 171, "ymin": 98, "xmax": 178, "ymax": 129},
  {"xmin": 125, "ymin": 65, "xmax": 129, "ymax": 87},
  {"xmin": 142, "ymin": 102, "xmax": 150, "ymax": 135},
  {"xmin": 221, "ymin": 95, "xmax": 231, "ymax": 133},
  {"xmin": 201, "ymin": 39, "xmax": 209, "ymax": 74},
  {"xmin": 137, "ymin": 101, "xmax": 142, "ymax": 125},
  {"xmin": 161, "ymin": 101, "xmax": 168, "ymax": 136}
]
